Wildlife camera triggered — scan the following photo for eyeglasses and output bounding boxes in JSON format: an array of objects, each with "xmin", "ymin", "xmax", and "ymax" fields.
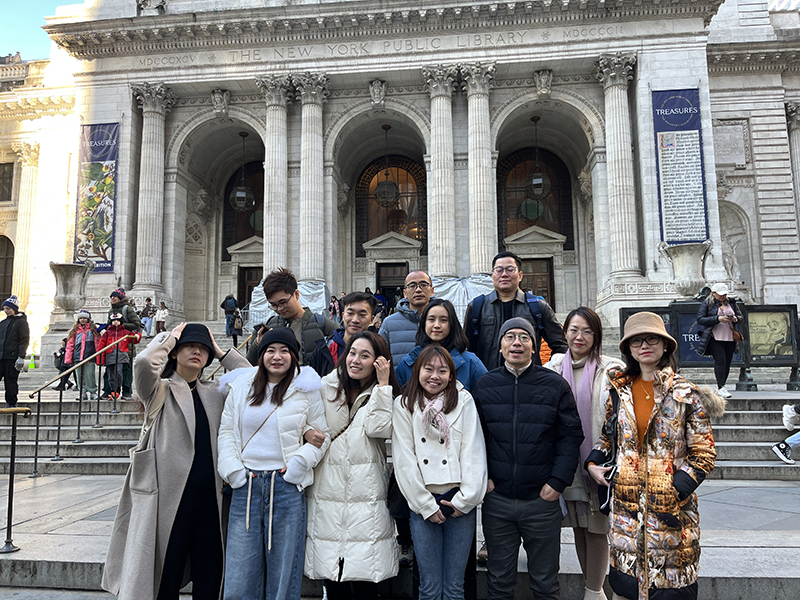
[
  {"xmin": 268, "ymin": 297, "xmax": 292, "ymax": 310},
  {"xmin": 502, "ymin": 332, "xmax": 532, "ymax": 344},
  {"xmin": 566, "ymin": 328, "xmax": 594, "ymax": 338},
  {"xmin": 405, "ymin": 281, "xmax": 431, "ymax": 291},
  {"xmin": 492, "ymin": 266, "xmax": 518, "ymax": 275},
  {"xmin": 629, "ymin": 335, "xmax": 663, "ymax": 348}
]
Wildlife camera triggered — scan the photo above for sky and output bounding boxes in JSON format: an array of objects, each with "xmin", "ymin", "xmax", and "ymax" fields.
[{"xmin": 2, "ymin": 1, "xmax": 68, "ymax": 61}]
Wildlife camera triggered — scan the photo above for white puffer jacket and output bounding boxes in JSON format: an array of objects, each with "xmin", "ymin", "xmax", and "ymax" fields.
[
  {"xmin": 304, "ymin": 371, "xmax": 399, "ymax": 583},
  {"xmin": 392, "ymin": 386, "xmax": 488, "ymax": 519},
  {"xmin": 217, "ymin": 366, "xmax": 330, "ymax": 490}
]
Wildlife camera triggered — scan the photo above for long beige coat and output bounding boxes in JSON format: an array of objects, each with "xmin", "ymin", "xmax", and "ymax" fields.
[{"xmin": 101, "ymin": 331, "xmax": 250, "ymax": 600}]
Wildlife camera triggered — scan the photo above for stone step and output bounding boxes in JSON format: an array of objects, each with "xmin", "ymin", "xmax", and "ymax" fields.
[
  {"xmin": 708, "ymin": 460, "xmax": 800, "ymax": 480},
  {"xmin": 712, "ymin": 411, "xmax": 783, "ymax": 426},
  {"xmin": 0, "ymin": 457, "xmax": 131, "ymax": 475},
  {"xmin": 0, "ymin": 440, "xmax": 133, "ymax": 459},
  {"xmin": 710, "ymin": 425, "xmax": 792, "ymax": 443},
  {"xmin": 1, "ymin": 412, "xmax": 143, "ymax": 427},
  {"xmin": 715, "ymin": 442, "xmax": 789, "ymax": 461},
  {"xmin": 724, "ymin": 397, "xmax": 799, "ymax": 411},
  {"xmin": 11, "ymin": 399, "xmax": 143, "ymax": 412},
  {"xmin": 0, "ymin": 425, "xmax": 141, "ymax": 442}
]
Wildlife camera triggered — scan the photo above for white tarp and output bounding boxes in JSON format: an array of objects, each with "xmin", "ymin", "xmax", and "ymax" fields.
[{"xmin": 431, "ymin": 274, "xmax": 494, "ymax": 322}]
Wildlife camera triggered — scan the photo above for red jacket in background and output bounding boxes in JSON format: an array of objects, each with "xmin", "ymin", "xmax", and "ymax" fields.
[{"xmin": 97, "ymin": 325, "xmax": 140, "ymax": 365}]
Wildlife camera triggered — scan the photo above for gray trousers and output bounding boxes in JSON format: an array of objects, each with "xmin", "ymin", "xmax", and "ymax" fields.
[{"xmin": 482, "ymin": 491, "xmax": 562, "ymax": 600}]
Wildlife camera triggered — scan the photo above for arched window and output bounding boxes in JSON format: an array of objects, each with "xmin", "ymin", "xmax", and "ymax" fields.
[
  {"xmin": 496, "ymin": 148, "xmax": 574, "ymax": 250},
  {"xmin": 355, "ymin": 156, "xmax": 427, "ymax": 257},
  {"xmin": 0, "ymin": 236, "xmax": 13, "ymax": 300},
  {"xmin": 222, "ymin": 161, "xmax": 264, "ymax": 261}
]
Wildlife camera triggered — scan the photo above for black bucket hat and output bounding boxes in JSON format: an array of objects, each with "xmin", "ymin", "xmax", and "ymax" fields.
[{"xmin": 175, "ymin": 324, "xmax": 215, "ymax": 368}]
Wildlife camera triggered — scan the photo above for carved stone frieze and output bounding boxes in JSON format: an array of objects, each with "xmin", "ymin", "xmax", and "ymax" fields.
[
  {"xmin": 422, "ymin": 65, "xmax": 458, "ymax": 99},
  {"xmin": 594, "ymin": 53, "xmax": 636, "ymax": 89},
  {"xmin": 369, "ymin": 79, "xmax": 386, "ymax": 107},
  {"xmin": 132, "ymin": 82, "xmax": 175, "ymax": 114},
  {"xmin": 0, "ymin": 94, "xmax": 75, "ymax": 121}
]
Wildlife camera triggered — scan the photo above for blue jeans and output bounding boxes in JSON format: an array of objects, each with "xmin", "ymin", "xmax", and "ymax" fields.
[
  {"xmin": 224, "ymin": 471, "xmax": 307, "ymax": 600},
  {"xmin": 141, "ymin": 316, "xmax": 153, "ymax": 336},
  {"xmin": 225, "ymin": 314, "xmax": 235, "ymax": 336},
  {"xmin": 787, "ymin": 430, "xmax": 800, "ymax": 450},
  {"xmin": 409, "ymin": 508, "xmax": 476, "ymax": 600}
]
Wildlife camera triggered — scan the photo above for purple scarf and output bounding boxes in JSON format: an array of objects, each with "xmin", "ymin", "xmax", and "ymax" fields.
[{"xmin": 559, "ymin": 350, "xmax": 597, "ymax": 488}]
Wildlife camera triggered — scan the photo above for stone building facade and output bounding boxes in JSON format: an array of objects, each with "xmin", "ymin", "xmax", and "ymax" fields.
[{"xmin": 1, "ymin": 0, "xmax": 800, "ymax": 350}]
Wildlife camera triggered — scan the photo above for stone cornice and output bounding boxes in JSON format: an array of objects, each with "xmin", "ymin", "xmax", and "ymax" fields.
[
  {"xmin": 0, "ymin": 89, "xmax": 75, "ymax": 121},
  {"xmin": 45, "ymin": 1, "xmax": 724, "ymax": 60},
  {"xmin": 707, "ymin": 42, "xmax": 800, "ymax": 74}
]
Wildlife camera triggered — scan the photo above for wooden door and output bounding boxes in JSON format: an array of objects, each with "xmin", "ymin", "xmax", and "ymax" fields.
[
  {"xmin": 238, "ymin": 267, "xmax": 263, "ymax": 307},
  {"xmin": 521, "ymin": 258, "xmax": 555, "ymax": 310}
]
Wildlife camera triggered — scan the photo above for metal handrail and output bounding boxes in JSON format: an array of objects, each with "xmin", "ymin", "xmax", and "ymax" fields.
[
  {"xmin": 28, "ymin": 334, "xmax": 136, "ymax": 398},
  {"xmin": 205, "ymin": 332, "xmax": 253, "ymax": 381}
]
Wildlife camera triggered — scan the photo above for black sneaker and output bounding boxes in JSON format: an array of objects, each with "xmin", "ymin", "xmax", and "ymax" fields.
[
  {"xmin": 772, "ymin": 442, "xmax": 796, "ymax": 465},
  {"xmin": 399, "ymin": 543, "xmax": 414, "ymax": 568}
]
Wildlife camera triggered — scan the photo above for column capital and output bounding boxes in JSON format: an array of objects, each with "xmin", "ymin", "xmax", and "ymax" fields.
[
  {"xmin": 292, "ymin": 72, "xmax": 330, "ymax": 106},
  {"xmin": 256, "ymin": 74, "xmax": 293, "ymax": 108},
  {"xmin": 787, "ymin": 102, "xmax": 800, "ymax": 132},
  {"xmin": 132, "ymin": 82, "xmax": 176, "ymax": 114},
  {"xmin": 594, "ymin": 53, "xmax": 636, "ymax": 90},
  {"xmin": 460, "ymin": 62, "xmax": 495, "ymax": 97},
  {"xmin": 12, "ymin": 141, "xmax": 39, "ymax": 166},
  {"xmin": 422, "ymin": 65, "xmax": 458, "ymax": 99}
]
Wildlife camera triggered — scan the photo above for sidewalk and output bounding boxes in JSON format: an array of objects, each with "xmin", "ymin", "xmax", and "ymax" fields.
[{"xmin": 1, "ymin": 474, "xmax": 799, "ymax": 599}]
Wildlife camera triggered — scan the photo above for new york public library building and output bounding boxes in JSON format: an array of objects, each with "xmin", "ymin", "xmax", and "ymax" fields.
[{"xmin": 2, "ymin": 0, "xmax": 800, "ymax": 356}]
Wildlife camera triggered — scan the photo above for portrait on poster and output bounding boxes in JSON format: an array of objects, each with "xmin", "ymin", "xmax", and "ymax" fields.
[{"xmin": 747, "ymin": 307, "xmax": 797, "ymax": 364}]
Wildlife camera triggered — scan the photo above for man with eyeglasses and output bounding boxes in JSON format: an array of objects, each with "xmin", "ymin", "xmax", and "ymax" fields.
[
  {"xmin": 472, "ymin": 317, "xmax": 583, "ymax": 600},
  {"xmin": 379, "ymin": 270, "xmax": 435, "ymax": 366},
  {"xmin": 465, "ymin": 251, "xmax": 567, "ymax": 371},
  {"xmin": 247, "ymin": 267, "xmax": 337, "ymax": 366}
]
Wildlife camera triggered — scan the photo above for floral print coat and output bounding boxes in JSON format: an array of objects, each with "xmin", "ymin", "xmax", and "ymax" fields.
[{"xmin": 586, "ymin": 367, "xmax": 717, "ymax": 600}]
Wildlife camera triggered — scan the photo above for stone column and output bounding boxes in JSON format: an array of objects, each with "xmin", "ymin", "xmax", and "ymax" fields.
[
  {"xmin": 786, "ymin": 102, "xmax": 800, "ymax": 206},
  {"xmin": 423, "ymin": 65, "xmax": 458, "ymax": 278},
  {"xmin": 595, "ymin": 53, "xmax": 640, "ymax": 277},
  {"xmin": 257, "ymin": 75, "xmax": 292, "ymax": 272},
  {"xmin": 461, "ymin": 63, "xmax": 497, "ymax": 274},
  {"xmin": 10, "ymin": 142, "xmax": 39, "ymax": 310},
  {"xmin": 131, "ymin": 82, "xmax": 175, "ymax": 290},
  {"xmin": 292, "ymin": 73, "xmax": 329, "ymax": 282}
]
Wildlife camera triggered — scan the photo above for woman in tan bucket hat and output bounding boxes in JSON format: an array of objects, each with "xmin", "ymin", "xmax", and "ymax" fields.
[{"xmin": 585, "ymin": 312, "xmax": 723, "ymax": 600}]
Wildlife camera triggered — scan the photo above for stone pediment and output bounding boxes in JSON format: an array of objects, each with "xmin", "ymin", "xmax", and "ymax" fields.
[
  {"xmin": 227, "ymin": 235, "xmax": 264, "ymax": 255},
  {"xmin": 362, "ymin": 232, "xmax": 422, "ymax": 251},
  {"xmin": 504, "ymin": 225, "xmax": 566, "ymax": 246}
]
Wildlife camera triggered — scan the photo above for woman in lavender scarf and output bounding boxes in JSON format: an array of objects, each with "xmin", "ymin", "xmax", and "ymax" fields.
[{"xmin": 544, "ymin": 307, "xmax": 624, "ymax": 600}]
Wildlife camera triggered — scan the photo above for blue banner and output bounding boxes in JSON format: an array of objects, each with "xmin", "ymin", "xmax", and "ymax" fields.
[
  {"xmin": 74, "ymin": 123, "xmax": 118, "ymax": 273},
  {"xmin": 652, "ymin": 89, "xmax": 709, "ymax": 245}
]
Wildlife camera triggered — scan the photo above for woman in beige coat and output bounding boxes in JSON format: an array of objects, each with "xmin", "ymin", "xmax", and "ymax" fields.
[
  {"xmin": 102, "ymin": 323, "xmax": 250, "ymax": 600},
  {"xmin": 544, "ymin": 307, "xmax": 624, "ymax": 600}
]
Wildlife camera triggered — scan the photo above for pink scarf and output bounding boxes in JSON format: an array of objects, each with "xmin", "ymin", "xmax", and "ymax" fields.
[
  {"xmin": 559, "ymin": 350, "xmax": 597, "ymax": 488},
  {"xmin": 421, "ymin": 393, "xmax": 451, "ymax": 448}
]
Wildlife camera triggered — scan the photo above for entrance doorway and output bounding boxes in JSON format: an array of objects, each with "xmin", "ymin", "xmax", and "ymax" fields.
[
  {"xmin": 0, "ymin": 236, "xmax": 13, "ymax": 301},
  {"xmin": 521, "ymin": 259, "xmax": 555, "ymax": 310},
  {"xmin": 238, "ymin": 267, "xmax": 263, "ymax": 307},
  {"xmin": 376, "ymin": 262, "xmax": 408, "ymax": 313}
]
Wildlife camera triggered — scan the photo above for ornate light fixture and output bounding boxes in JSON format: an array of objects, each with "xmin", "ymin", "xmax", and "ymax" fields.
[
  {"xmin": 374, "ymin": 124, "xmax": 400, "ymax": 208},
  {"xmin": 523, "ymin": 116, "xmax": 551, "ymax": 221},
  {"xmin": 229, "ymin": 131, "xmax": 255, "ymax": 211}
]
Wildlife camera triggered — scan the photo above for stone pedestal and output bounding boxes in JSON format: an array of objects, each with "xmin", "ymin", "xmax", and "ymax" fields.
[{"xmin": 41, "ymin": 260, "xmax": 95, "ymax": 367}]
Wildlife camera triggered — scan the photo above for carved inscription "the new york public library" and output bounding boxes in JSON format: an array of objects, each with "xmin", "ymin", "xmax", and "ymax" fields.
[{"xmin": 135, "ymin": 26, "xmax": 625, "ymax": 67}]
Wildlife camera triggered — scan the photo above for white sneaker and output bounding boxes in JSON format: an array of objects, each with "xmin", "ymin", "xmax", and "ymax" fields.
[
  {"xmin": 783, "ymin": 405, "xmax": 799, "ymax": 431},
  {"xmin": 717, "ymin": 386, "xmax": 732, "ymax": 399}
]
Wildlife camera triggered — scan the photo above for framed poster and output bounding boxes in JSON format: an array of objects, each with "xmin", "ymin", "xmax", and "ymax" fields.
[
  {"xmin": 671, "ymin": 302, "xmax": 743, "ymax": 367},
  {"xmin": 746, "ymin": 305, "xmax": 798, "ymax": 365}
]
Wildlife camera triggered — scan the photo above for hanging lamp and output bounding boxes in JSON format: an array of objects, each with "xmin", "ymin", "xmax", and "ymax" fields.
[
  {"xmin": 374, "ymin": 124, "xmax": 400, "ymax": 208},
  {"xmin": 523, "ymin": 116, "xmax": 551, "ymax": 221},
  {"xmin": 229, "ymin": 131, "xmax": 256, "ymax": 211}
]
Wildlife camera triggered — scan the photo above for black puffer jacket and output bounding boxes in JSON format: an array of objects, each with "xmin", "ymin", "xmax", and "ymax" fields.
[
  {"xmin": 471, "ymin": 364, "xmax": 584, "ymax": 499},
  {"xmin": 697, "ymin": 295, "xmax": 743, "ymax": 356},
  {"xmin": 0, "ymin": 312, "xmax": 30, "ymax": 359}
]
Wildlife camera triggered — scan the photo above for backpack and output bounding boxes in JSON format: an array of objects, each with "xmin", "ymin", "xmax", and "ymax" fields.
[
  {"xmin": 233, "ymin": 315, "xmax": 243, "ymax": 330},
  {"xmin": 225, "ymin": 298, "xmax": 236, "ymax": 311},
  {"xmin": 469, "ymin": 291, "xmax": 546, "ymax": 341}
]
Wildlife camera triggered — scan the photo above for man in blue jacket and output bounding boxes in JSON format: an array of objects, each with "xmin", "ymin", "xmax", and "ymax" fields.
[
  {"xmin": 472, "ymin": 317, "xmax": 583, "ymax": 600},
  {"xmin": 308, "ymin": 291, "xmax": 377, "ymax": 376}
]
